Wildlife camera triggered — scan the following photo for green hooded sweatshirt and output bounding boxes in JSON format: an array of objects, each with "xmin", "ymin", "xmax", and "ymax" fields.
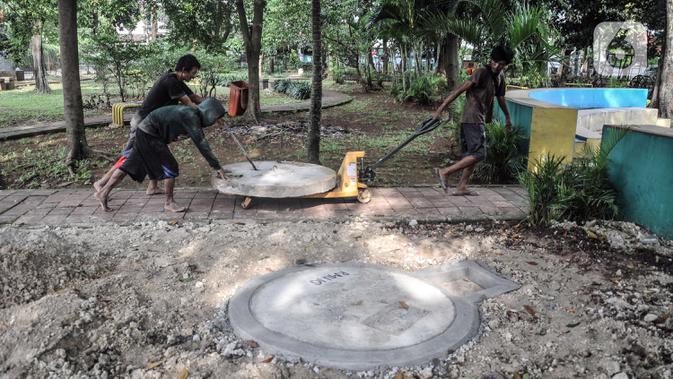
[{"xmin": 138, "ymin": 98, "xmax": 225, "ymax": 170}]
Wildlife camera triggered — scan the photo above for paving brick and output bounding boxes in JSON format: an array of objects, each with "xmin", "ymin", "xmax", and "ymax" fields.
[
  {"xmin": 372, "ymin": 188, "xmax": 402, "ymax": 197},
  {"xmin": 194, "ymin": 190, "xmax": 218, "ymax": 199},
  {"xmin": 70, "ymin": 206, "xmax": 98, "ymax": 216},
  {"xmin": 174, "ymin": 191, "xmax": 197, "ymax": 199},
  {"xmin": 2, "ymin": 196, "xmax": 45, "ymax": 216},
  {"xmin": 40, "ymin": 215, "xmax": 70, "ymax": 225},
  {"xmin": 14, "ymin": 215, "xmax": 46, "ymax": 225},
  {"xmin": 0, "ymin": 194, "xmax": 28, "ymax": 213},
  {"xmin": 0, "ymin": 214, "xmax": 20, "ymax": 224},
  {"xmin": 47, "ymin": 207, "xmax": 75, "ymax": 216},
  {"xmin": 437, "ymin": 207, "xmax": 461, "ymax": 216},
  {"xmin": 407, "ymin": 198, "xmax": 436, "ymax": 208},
  {"xmin": 457, "ymin": 206, "xmax": 483, "ymax": 217},
  {"xmin": 384, "ymin": 197, "xmax": 415, "ymax": 210}
]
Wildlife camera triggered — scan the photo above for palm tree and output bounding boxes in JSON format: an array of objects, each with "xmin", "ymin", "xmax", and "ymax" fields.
[{"xmin": 436, "ymin": 0, "xmax": 558, "ymax": 81}]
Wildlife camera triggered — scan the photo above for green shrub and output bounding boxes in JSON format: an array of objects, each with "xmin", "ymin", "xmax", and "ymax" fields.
[
  {"xmin": 398, "ymin": 74, "xmax": 447, "ymax": 105},
  {"xmin": 473, "ymin": 122, "xmax": 526, "ymax": 184},
  {"xmin": 272, "ymin": 80, "xmax": 311, "ymax": 100},
  {"xmin": 519, "ymin": 154, "xmax": 568, "ymax": 226},
  {"xmin": 332, "ymin": 67, "xmax": 345, "ymax": 84},
  {"xmin": 288, "ymin": 81, "xmax": 312, "ymax": 100},
  {"xmin": 273, "ymin": 79, "xmax": 293, "ymax": 93},
  {"xmin": 519, "ymin": 128, "xmax": 627, "ymax": 225}
]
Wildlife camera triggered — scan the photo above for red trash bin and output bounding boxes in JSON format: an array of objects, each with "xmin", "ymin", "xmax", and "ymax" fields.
[{"xmin": 228, "ymin": 80, "xmax": 249, "ymax": 117}]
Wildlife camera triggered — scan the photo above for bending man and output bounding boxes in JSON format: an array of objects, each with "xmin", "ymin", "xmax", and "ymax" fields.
[{"xmin": 95, "ymin": 98, "xmax": 229, "ymax": 213}]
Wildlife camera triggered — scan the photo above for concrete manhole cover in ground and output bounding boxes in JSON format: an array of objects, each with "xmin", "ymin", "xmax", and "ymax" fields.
[
  {"xmin": 228, "ymin": 261, "xmax": 519, "ymax": 369},
  {"xmin": 212, "ymin": 161, "xmax": 336, "ymax": 198}
]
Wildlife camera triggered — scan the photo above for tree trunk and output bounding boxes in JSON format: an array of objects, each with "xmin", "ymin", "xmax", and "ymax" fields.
[
  {"xmin": 58, "ymin": 0, "xmax": 89, "ymax": 166},
  {"xmin": 31, "ymin": 25, "xmax": 51, "ymax": 93},
  {"xmin": 150, "ymin": 0, "xmax": 158, "ymax": 41},
  {"xmin": 651, "ymin": 50, "xmax": 664, "ymax": 109},
  {"xmin": 268, "ymin": 56, "xmax": 275, "ymax": 74},
  {"xmin": 560, "ymin": 48, "xmax": 573, "ymax": 85},
  {"xmin": 438, "ymin": 34, "xmax": 460, "ymax": 89},
  {"xmin": 307, "ymin": 0, "xmax": 321, "ymax": 164},
  {"xmin": 382, "ymin": 38, "xmax": 389, "ymax": 75},
  {"xmin": 658, "ymin": 0, "xmax": 673, "ymax": 118},
  {"xmin": 236, "ymin": 0, "xmax": 265, "ymax": 121},
  {"xmin": 413, "ymin": 44, "xmax": 420, "ymax": 75}
]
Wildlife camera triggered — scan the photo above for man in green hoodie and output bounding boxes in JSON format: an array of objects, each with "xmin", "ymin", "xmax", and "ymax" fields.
[{"xmin": 95, "ymin": 98, "xmax": 230, "ymax": 213}]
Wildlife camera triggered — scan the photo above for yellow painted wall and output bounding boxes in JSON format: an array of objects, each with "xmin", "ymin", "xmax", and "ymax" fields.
[{"xmin": 528, "ymin": 108, "xmax": 578, "ymax": 170}]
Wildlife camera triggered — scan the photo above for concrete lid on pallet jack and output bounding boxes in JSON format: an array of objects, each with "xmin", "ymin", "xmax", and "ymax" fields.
[
  {"xmin": 227, "ymin": 261, "xmax": 519, "ymax": 370},
  {"xmin": 213, "ymin": 161, "xmax": 336, "ymax": 198}
]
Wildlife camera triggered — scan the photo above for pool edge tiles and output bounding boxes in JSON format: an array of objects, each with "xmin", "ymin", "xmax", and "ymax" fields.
[{"xmin": 495, "ymin": 88, "xmax": 655, "ymax": 170}]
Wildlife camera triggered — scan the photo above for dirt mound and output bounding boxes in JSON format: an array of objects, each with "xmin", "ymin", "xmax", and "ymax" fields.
[{"xmin": 0, "ymin": 228, "xmax": 116, "ymax": 308}]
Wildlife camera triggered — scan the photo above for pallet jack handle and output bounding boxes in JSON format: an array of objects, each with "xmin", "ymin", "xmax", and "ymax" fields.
[{"xmin": 360, "ymin": 117, "xmax": 442, "ymax": 183}]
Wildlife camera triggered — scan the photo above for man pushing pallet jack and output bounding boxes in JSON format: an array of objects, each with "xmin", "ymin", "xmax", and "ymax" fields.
[{"xmin": 216, "ymin": 45, "xmax": 516, "ymax": 207}]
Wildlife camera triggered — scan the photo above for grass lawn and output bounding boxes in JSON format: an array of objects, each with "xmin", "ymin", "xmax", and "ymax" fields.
[
  {"xmin": 0, "ymin": 79, "xmax": 307, "ymax": 129},
  {"xmin": 0, "ymin": 81, "xmax": 109, "ymax": 128}
]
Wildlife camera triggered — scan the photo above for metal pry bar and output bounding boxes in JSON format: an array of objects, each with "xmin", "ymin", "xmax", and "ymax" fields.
[{"xmin": 229, "ymin": 130, "xmax": 258, "ymax": 171}]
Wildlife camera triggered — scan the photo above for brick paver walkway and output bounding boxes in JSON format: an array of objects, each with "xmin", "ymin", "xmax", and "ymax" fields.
[{"xmin": 0, "ymin": 186, "xmax": 529, "ymax": 225}]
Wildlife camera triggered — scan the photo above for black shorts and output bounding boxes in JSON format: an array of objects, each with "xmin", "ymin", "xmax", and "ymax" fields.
[
  {"xmin": 460, "ymin": 123, "xmax": 486, "ymax": 161},
  {"xmin": 119, "ymin": 129, "xmax": 179, "ymax": 182}
]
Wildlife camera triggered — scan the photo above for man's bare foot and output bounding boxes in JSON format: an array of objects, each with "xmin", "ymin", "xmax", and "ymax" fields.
[
  {"xmin": 146, "ymin": 186, "xmax": 163, "ymax": 195},
  {"xmin": 164, "ymin": 201, "xmax": 187, "ymax": 213},
  {"xmin": 95, "ymin": 191, "xmax": 113, "ymax": 212}
]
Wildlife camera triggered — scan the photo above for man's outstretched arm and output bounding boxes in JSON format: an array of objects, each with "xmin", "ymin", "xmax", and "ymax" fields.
[
  {"xmin": 432, "ymin": 81, "xmax": 474, "ymax": 120},
  {"xmin": 497, "ymin": 96, "xmax": 512, "ymax": 131}
]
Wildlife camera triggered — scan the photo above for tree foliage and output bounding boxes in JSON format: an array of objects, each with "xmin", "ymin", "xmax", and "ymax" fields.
[{"xmin": 163, "ymin": 0, "xmax": 234, "ymax": 51}]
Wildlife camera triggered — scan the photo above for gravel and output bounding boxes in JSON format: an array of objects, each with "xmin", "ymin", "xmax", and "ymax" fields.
[{"xmin": 1, "ymin": 219, "xmax": 671, "ymax": 378}]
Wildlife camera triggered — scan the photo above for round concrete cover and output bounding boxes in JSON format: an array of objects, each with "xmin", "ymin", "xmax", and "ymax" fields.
[
  {"xmin": 229, "ymin": 263, "xmax": 479, "ymax": 369},
  {"xmin": 212, "ymin": 161, "xmax": 336, "ymax": 198}
]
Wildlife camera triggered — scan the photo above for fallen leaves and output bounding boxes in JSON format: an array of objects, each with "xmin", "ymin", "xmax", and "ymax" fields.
[
  {"xmin": 146, "ymin": 361, "xmax": 161, "ymax": 369},
  {"xmin": 399, "ymin": 301, "xmax": 409, "ymax": 310},
  {"xmin": 177, "ymin": 367, "xmax": 189, "ymax": 379},
  {"xmin": 244, "ymin": 340, "xmax": 259, "ymax": 348},
  {"xmin": 523, "ymin": 304, "xmax": 538, "ymax": 319}
]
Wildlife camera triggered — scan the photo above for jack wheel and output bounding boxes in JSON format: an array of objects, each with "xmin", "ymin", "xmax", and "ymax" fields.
[
  {"xmin": 241, "ymin": 197, "xmax": 253, "ymax": 209},
  {"xmin": 357, "ymin": 189, "xmax": 371, "ymax": 204}
]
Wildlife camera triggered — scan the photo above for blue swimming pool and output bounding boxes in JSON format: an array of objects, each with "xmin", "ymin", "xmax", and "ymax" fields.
[{"xmin": 528, "ymin": 88, "xmax": 648, "ymax": 109}]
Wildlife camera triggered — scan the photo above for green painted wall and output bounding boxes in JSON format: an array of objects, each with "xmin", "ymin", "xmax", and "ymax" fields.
[
  {"xmin": 603, "ymin": 126, "xmax": 673, "ymax": 239},
  {"xmin": 494, "ymin": 100, "xmax": 533, "ymax": 156}
]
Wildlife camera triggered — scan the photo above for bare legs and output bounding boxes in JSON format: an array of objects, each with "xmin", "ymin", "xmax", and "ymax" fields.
[
  {"xmin": 163, "ymin": 178, "xmax": 186, "ymax": 212},
  {"xmin": 94, "ymin": 165, "xmax": 160, "ymax": 195},
  {"xmin": 95, "ymin": 169, "xmax": 126, "ymax": 212},
  {"xmin": 437, "ymin": 155, "xmax": 478, "ymax": 195},
  {"xmin": 94, "ymin": 172, "xmax": 185, "ymax": 213}
]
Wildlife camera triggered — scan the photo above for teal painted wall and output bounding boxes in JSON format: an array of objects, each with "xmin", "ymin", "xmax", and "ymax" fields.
[
  {"xmin": 603, "ymin": 126, "xmax": 673, "ymax": 239},
  {"xmin": 494, "ymin": 100, "xmax": 533, "ymax": 155}
]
